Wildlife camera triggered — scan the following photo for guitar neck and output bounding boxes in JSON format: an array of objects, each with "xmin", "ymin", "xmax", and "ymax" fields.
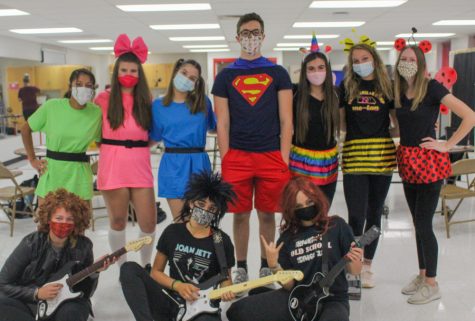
[
  {"xmin": 318, "ymin": 257, "xmax": 348, "ymax": 289},
  {"xmin": 209, "ymin": 274, "xmax": 283, "ymax": 300},
  {"xmin": 66, "ymin": 247, "xmax": 126, "ymax": 287}
]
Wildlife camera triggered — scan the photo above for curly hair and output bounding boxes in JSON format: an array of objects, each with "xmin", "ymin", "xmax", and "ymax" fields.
[
  {"xmin": 36, "ymin": 189, "xmax": 91, "ymax": 236},
  {"xmin": 280, "ymin": 176, "xmax": 331, "ymax": 235},
  {"xmin": 177, "ymin": 171, "xmax": 236, "ymax": 229}
]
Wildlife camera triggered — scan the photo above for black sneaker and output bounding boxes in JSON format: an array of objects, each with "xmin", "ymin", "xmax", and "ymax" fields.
[{"xmin": 156, "ymin": 202, "xmax": 167, "ymax": 224}]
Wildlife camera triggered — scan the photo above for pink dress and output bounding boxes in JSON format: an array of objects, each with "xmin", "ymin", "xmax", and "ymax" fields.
[{"xmin": 95, "ymin": 91, "xmax": 154, "ymax": 190}]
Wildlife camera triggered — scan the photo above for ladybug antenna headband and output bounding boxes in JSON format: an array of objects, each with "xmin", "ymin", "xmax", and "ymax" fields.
[{"xmin": 393, "ymin": 27, "xmax": 432, "ymax": 54}]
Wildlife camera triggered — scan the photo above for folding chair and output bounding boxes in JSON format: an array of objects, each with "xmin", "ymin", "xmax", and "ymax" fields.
[
  {"xmin": 439, "ymin": 158, "xmax": 475, "ymax": 238},
  {"xmin": 0, "ymin": 163, "xmax": 35, "ymax": 236}
]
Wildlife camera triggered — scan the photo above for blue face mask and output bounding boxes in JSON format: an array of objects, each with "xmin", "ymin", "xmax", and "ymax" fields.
[
  {"xmin": 352, "ymin": 61, "xmax": 374, "ymax": 78},
  {"xmin": 173, "ymin": 72, "xmax": 195, "ymax": 92}
]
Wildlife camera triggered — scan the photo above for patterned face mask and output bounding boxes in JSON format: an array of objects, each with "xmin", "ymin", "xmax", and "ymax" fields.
[
  {"xmin": 191, "ymin": 206, "xmax": 215, "ymax": 226},
  {"xmin": 397, "ymin": 61, "xmax": 418, "ymax": 80},
  {"xmin": 240, "ymin": 35, "xmax": 263, "ymax": 56}
]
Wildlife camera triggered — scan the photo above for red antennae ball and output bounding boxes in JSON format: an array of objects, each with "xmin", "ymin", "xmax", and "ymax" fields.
[
  {"xmin": 394, "ymin": 38, "xmax": 406, "ymax": 51},
  {"xmin": 418, "ymin": 40, "xmax": 432, "ymax": 53}
]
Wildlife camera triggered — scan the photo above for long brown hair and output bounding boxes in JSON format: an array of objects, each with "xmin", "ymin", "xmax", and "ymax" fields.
[
  {"xmin": 280, "ymin": 176, "xmax": 330, "ymax": 235},
  {"xmin": 162, "ymin": 59, "xmax": 206, "ymax": 114},
  {"xmin": 394, "ymin": 45, "xmax": 429, "ymax": 110},
  {"xmin": 343, "ymin": 44, "xmax": 393, "ymax": 104},
  {"xmin": 108, "ymin": 52, "xmax": 152, "ymax": 130},
  {"xmin": 295, "ymin": 52, "xmax": 339, "ymax": 145}
]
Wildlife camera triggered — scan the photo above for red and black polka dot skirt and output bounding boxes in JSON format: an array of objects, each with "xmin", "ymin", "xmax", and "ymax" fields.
[{"xmin": 396, "ymin": 145, "xmax": 452, "ymax": 184}]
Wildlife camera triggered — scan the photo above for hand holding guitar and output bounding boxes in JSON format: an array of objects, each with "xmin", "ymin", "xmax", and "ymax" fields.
[
  {"xmin": 175, "ymin": 282, "xmax": 200, "ymax": 302},
  {"xmin": 220, "ymin": 290, "xmax": 235, "ymax": 302},
  {"xmin": 96, "ymin": 255, "xmax": 116, "ymax": 272},
  {"xmin": 260, "ymin": 235, "xmax": 284, "ymax": 268},
  {"xmin": 345, "ymin": 242, "xmax": 363, "ymax": 263},
  {"xmin": 37, "ymin": 283, "xmax": 63, "ymax": 300}
]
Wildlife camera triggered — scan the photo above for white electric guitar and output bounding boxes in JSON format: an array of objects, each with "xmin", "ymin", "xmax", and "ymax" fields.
[
  {"xmin": 167, "ymin": 270, "xmax": 304, "ymax": 321},
  {"xmin": 36, "ymin": 236, "xmax": 152, "ymax": 320}
]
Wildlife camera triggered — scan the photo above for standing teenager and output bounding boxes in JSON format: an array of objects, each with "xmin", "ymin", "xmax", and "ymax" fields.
[
  {"xmin": 339, "ymin": 43, "xmax": 397, "ymax": 288},
  {"xmin": 394, "ymin": 45, "xmax": 475, "ymax": 304},
  {"xmin": 95, "ymin": 34, "xmax": 156, "ymax": 267},
  {"xmin": 212, "ymin": 12, "xmax": 293, "ymax": 285},
  {"xmin": 151, "ymin": 59, "xmax": 216, "ymax": 219}
]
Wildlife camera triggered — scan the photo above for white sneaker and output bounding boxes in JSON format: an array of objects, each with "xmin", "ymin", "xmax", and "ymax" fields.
[
  {"xmin": 259, "ymin": 267, "xmax": 277, "ymax": 290},
  {"xmin": 407, "ymin": 283, "xmax": 441, "ymax": 304},
  {"xmin": 401, "ymin": 275, "xmax": 424, "ymax": 295},
  {"xmin": 232, "ymin": 267, "xmax": 249, "ymax": 297},
  {"xmin": 361, "ymin": 266, "xmax": 375, "ymax": 288}
]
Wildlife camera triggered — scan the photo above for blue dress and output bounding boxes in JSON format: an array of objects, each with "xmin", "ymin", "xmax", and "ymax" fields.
[{"xmin": 150, "ymin": 97, "xmax": 216, "ymax": 198}]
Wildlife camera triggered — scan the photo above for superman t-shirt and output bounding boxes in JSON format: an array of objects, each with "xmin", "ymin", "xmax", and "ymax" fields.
[{"xmin": 212, "ymin": 58, "xmax": 292, "ymax": 152}]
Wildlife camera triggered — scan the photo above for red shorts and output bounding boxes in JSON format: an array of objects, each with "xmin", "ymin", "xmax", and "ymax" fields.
[{"xmin": 222, "ymin": 149, "xmax": 290, "ymax": 213}]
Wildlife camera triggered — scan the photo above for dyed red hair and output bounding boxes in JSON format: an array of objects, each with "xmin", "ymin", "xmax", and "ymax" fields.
[{"xmin": 280, "ymin": 176, "xmax": 330, "ymax": 234}]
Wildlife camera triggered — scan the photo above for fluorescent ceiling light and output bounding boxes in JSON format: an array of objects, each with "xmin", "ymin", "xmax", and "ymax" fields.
[
  {"xmin": 0, "ymin": 9, "xmax": 29, "ymax": 16},
  {"xmin": 183, "ymin": 44, "xmax": 228, "ymax": 48},
  {"xmin": 284, "ymin": 34, "xmax": 339, "ymax": 39},
  {"xmin": 190, "ymin": 48, "xmax": 230, "ymax": 52},
  {"xmin": 10, "ymin": 27, "xmax": 82, "ymax": 34},
  {"xmin": 294, "ymin": 21, "xmax": 365, "ymax": 28},
  {"xmin": 151, "ymin": 24, "xmax": 219, "ymax": 30},
  {"xmin": 59, "ymin": 39, "xmax": 112, "ymax": 44},
  {"xmin": 376, "ymin": 47, "xmax": 392, "ymax": 51},
  {"xmin": 396, "ymin": 33, "xmax": 455, "ymax": 38},
  {"xmin": 277, "ymin": 42, "xmax": 324, "ymax": 47},
  {"xmin": 376, "ymin": 41, "xmax": 395, "ymax": 45},
  {"xmin": 310, "ymin": 0, "xmax": 407, "ymax": 8},
  {"xmin": 274, "ymin": 47, "xmax": 308, "ymax": 51},
  {"xmin": 90, "ymin": 46, "xmax": 114, "ymax": 51},
  {"xmin": 433, "ymin": 20, "xmax": 475, "ymax": 26},
  {"xmin": 117, "ymin": 3, "xmax": 211, "ymax": 12},
  {"xmin": 169, "ymin": 36, "xmax": 225, "ymax": 41}
]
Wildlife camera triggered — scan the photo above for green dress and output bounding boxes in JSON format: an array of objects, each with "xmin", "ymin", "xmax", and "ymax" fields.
[{"xmin": 28, "ymin": 98, "xmax": 102, "ymax": 200}]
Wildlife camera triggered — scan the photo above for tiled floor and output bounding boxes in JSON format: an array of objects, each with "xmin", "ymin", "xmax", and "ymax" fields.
[{"xmin": 1, "ymin": 153, "xmax": 475, "ymax": 321}]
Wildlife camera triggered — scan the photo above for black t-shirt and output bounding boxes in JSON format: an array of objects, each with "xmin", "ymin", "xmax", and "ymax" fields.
[
  {"xmin": 278, "ymin": 216, "xmax": 354, "ymax": 302},
  {"xmin": 397, "ymin": 79, "xmax": 450, "ymax": 147},
  {"xmin": 156, "ymin": 223, "xmax": 235, "ymax": 285},
  {"xmin": 212, "ymin": 64, "xmax": 293, "ymax": 152},
  {"xmin": 292, "ymin": 93, "xmax": 337, "ymax": 150},
  {"xmin": 339, "ymin": 80, "xmax": 393, "ymax": 140}
]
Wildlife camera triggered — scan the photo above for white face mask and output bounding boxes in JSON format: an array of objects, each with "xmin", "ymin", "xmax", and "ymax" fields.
[
  {"xmin": 397, "ymin": 61, "xmax": 418, "ymax": 80},
  {"xmin": 71, "ymin": 86, "xmax": 94, "ymax": 106},
  {"xmin": 240, "ymin": 35, "xmax": 263, "ymax": 56}
]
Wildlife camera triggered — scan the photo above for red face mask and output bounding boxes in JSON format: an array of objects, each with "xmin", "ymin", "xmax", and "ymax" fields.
[
  {"xmin": 118, "ymin": 75, "xmax": 139, "ymax": 88},
  {"xmin": 50, "ymin": 221, "xmax": 75, "ymax": 239}
]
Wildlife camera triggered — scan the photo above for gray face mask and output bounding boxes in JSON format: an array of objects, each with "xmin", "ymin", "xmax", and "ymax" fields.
[{"xmin": 191, "ymin": 207, "xmax": 215, "ymax": 226}]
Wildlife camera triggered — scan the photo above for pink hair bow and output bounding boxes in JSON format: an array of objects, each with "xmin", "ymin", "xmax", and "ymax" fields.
[{"xmin": 114, "ymin": 33, "xmax": 148, "ymax": 64}]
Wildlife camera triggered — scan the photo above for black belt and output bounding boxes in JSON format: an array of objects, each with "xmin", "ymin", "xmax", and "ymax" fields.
[
  {"xmin": 101, "ymin": 138, "xmax": 149, "ymax": 148},
  {"xmin": 165, "ymin": 147, "xmax": 205, "ymax": 154},
  {"xmin": 46, "ymin": 150, "xmax": 89, "ymax": 163}
]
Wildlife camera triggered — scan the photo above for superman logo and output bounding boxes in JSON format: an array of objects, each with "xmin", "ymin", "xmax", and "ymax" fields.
[{"xmin": 232, "ymin": 73, "xmax": 273, "ymax": 106}]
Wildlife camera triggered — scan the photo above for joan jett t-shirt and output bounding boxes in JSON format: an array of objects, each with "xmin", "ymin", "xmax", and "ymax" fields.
[
  {"xmin": 339, "ymin": 80, "xmax": 393, "ymax": 140},
  {"xmin": 156, "ymin": 223, "xmax": 235, "ymax": 285},
  {"xmin": 278, "ymin": 216, "xmax": 354, "ymax": 302}
]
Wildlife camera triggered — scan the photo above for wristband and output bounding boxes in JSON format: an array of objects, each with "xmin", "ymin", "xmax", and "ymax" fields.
[
  {"xmin": 171, "ymin": 279, "xmax": 181, "ymax": 291},
  {"xmin": 269, "ymin": 264, "xmax": 282, "ymax": 274}
]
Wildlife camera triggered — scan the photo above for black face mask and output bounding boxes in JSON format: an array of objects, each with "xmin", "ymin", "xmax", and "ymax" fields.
[{"xmin": 295, "ymin": 205, "xmax": 318, "ymax": 221}]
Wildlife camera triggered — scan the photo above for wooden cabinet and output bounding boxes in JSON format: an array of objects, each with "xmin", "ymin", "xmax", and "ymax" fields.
[{"xmin": 34, "ymin": 65, "xmax": 63, "ymax": 90}]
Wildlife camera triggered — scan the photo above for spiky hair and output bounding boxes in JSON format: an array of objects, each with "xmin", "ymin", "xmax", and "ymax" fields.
[{"xmin": 178, "ymin": 171, "xmax": 236, "ymax": 228}]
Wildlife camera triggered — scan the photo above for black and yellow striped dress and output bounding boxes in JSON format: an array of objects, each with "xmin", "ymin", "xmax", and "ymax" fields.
[{"xmin": 339, "ymin": 80, "xmax": 396, "ymax": 175}]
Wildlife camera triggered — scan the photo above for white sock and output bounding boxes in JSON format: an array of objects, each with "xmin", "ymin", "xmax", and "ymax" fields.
[
  {"xmin": 108, "ymin": 228, "xmax": 127, "ymax": 266},
  {"xmin": 139, "ymin": 230, "xmax": 156, "ymax": 267}
]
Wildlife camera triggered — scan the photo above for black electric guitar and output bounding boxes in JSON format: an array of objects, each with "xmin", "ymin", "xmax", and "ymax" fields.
[
  {"xmin": 36, "ymin": 236, "xmax": 152, "ymax": 320},
  {"xmin": 288, "ymin": 226, "xmax": 381, "ymax": 321},
  {"xmin": 164, "ymin": 270, "xmax": 304, "ymax": 321}
]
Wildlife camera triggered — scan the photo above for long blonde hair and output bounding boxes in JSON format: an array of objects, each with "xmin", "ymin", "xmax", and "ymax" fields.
[
  {"xmin": 343, "ymin": 44, "xmax": 393, "ymax": 104},
  {"xmin": 394, "ymin": 45, "xmax": 429, "ymax": 110}
]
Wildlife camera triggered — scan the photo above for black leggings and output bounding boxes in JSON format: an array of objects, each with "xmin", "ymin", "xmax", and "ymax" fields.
[
  {"xmin": 0, "ymin": 295, "xmax": 89, "ymax": 321},
  {"xmin": 227, "ymin": 289, "xmax": 349, "ymax": 321},
  {"xmin": 343, "ymin": 174, "xmax": 392, "ymax": 260},
  {"xmin": 403, "ymin": 181, "xmax": 442, "ymax": 278},
  {"xmin": 319, "ymin": 181, "xmax": 337, "ymax": 206},
  {"xmin": 120, "ymin": 261, "xmax": 221, "ymax": 321}
]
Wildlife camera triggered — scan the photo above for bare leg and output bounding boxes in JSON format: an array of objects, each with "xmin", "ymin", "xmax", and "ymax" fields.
[
  {"xmin": 167, "ymin": 198, "xmax": 185, "ymax": 221},
  {"xmin": 233, "ymin": 212, "xmax": 251, "ymax": 262},
  {"xmin": 257, "ymin": 211, "xmax": 276, "ymax": 260}
]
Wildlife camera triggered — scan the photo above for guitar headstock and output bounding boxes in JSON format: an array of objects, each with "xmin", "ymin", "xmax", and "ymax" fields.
[
  {"xmin": 357, "ymin": 225, "xmax": 381, "ymax": 248},
  {"xmin": 274, "ymin": 270, "xmax": 304, "ymax": 283},
  {"xmin": 125, "ymin": 236, "xmax": 153, "ymax": 252}
]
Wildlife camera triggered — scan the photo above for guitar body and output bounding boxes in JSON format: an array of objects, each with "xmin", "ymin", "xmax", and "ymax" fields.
[
  {"xmin": 288, "ymin": 272, "xmax": 329, "ymax": 321},
  {"xmin": 37, "ymin": 262, "xmax": 83, "ymax": 320},
  {"xmin": 175, "ymin": 287, "xmax": 220, "ymax": 321}
]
